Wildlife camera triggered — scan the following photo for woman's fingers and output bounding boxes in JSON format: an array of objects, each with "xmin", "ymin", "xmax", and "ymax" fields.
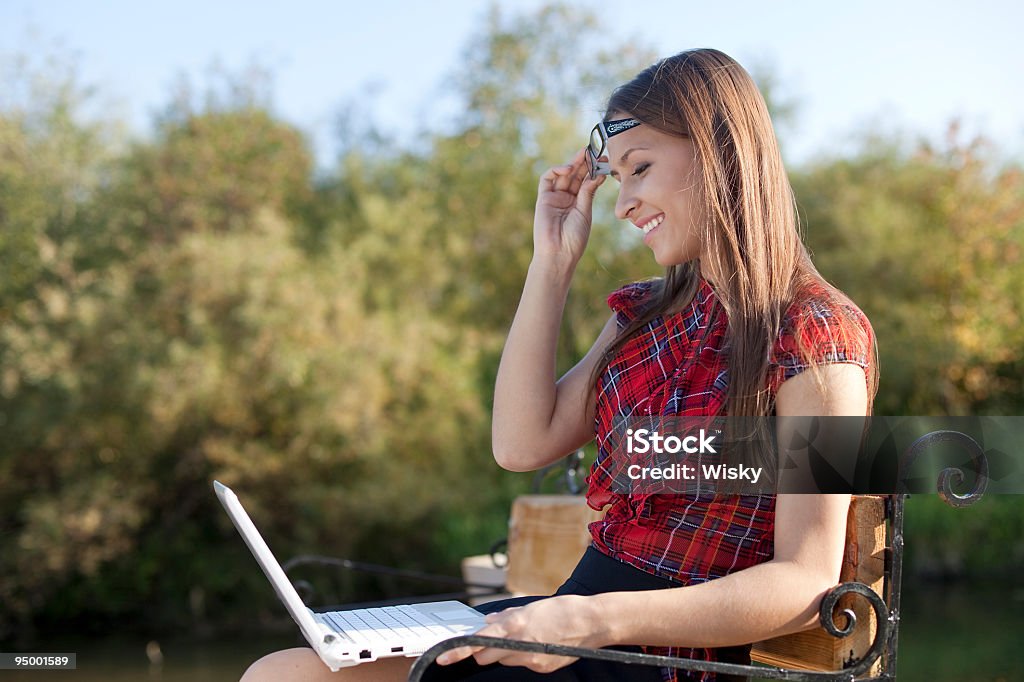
[
  {"xmin": 539, "ymin": 161, "xmax": 573, "ymax": 193},
  {"xmin": 540, "ymin": 148, "xmax": 592, "ymax": 195},
  {"xmin": 532, "ymin": 147, "xmax": 604, "ymax": 262},
  {"xmin": 470, "ymin": 647, "xmax": 578, "ymax": 672},
  {"xmin": 440, "ymin": 599, "xmax": 584, "ymax": 673},
  {"xmin": 484, "ymin": 606, "xmax": 520, "ymax": 623},
  {"xmin": 435, "ymin": 644, "xmax": 484, "ymax": 666},
  {"xmin": 436, "ymin": 610, "xmax": 519, "ymax": 666},
  {"xmin": 435, "ymin": 611, "xmax": 517, "ymax": 666},
  {"xmin": 578, "ymin": 171, "xmax": 605, "ymax": 201}
]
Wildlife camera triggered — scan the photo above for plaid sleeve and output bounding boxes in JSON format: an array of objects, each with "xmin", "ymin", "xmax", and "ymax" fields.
[{"xmin": 767, "ymin": 294, "xmax": 874, "ymax": 396}]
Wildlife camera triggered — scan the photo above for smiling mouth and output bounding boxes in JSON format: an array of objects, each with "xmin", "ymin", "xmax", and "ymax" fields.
[{"xmin": 639, "ymin": 214, "xmax": 664, "ymax": 235}]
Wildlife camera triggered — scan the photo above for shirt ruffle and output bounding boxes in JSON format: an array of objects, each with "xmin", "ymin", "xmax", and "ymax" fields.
[{"xmin": 606, "ymin": 279, "xmax": 659, "ymax": 325}]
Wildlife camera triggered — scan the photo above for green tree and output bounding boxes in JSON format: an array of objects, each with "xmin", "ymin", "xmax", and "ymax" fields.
[
  {"xmin": 103, "ymin": 105, "xmax": 313, "ymax": 247},
  {"xmin": 5, "ymin": 2, "xmax": 1021, "ymax": 645},
  {"xmin": 0, "ymin": 53, "xmax": 121, "ymax": 319},
  {"xmin": 792, "ymin": 124, "xmax": 1024, "ymax": 415},
  {"xmin": 0, "ymin": 4, "xmax": 657, "ymax": 636}
]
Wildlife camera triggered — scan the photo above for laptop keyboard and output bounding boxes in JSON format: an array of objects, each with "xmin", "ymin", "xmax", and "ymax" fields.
[{"xmin": 323, "ymin": 605, "xmax": 459, "ymax": 647}]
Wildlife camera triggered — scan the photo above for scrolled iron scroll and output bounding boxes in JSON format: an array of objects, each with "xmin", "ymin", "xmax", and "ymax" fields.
[
  {"xmin": 817, "ymin": 581, "xmax": 889, "ymax": 675},
  {"xmin": 901, "ymin": 430, "xmax": 989, "ymax": 507}
]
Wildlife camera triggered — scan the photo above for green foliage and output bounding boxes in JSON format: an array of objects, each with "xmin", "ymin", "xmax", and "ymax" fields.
[
  {"xmin": 105, "ymin": 107, "xmax": 313, "ymax": 250},
  {"xmin": 905, "ymin": 494, "xmax": 1024, "ymax": 578},
  {"xmin": 0, "ymin": 3, "xmax": 655, "ymax": 640},
  {"xmin": 0, "ymin": 53, "xmax": 120, "ymax": 319},
  {"xmin": 792, "ymin": 125, "xmax": 1024, "ymax": 415},
  {"xmin": 1, "ymin": 3, "xmax": 1022, "ymax": 643}
]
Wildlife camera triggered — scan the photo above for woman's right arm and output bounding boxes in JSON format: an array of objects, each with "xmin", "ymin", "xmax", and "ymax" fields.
[{"xmin": 491, "ymin": 149, "xmax": 615, "ymax": 472}]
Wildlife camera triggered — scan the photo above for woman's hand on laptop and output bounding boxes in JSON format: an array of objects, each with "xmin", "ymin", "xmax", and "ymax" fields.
[{"xmin": 435, "ymin": 595, "xmax": 612, "ymax": 673}]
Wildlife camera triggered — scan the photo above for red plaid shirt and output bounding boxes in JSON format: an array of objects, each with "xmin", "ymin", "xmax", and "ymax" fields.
[{"xmin": 586, "ymin": 277, "xmax": 874, "ymax": 681}]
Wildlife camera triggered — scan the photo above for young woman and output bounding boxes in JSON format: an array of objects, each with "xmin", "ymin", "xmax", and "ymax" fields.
[{"xmin": 241, "ymin": 48, "xmax": 877, "ymax": 682}]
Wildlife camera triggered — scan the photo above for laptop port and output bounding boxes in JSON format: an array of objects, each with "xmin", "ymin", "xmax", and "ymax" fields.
[
  {"xmin": 359, "ymin": 650, "xmax": 372, "ymax": 660},
  {"xmin": 391, "ymin": 647, "xmax": 404, "ymax": 653}
]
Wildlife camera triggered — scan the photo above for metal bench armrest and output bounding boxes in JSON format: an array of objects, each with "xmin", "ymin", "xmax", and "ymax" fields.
[{"xmin": 406, "ymin": 579, "xmax": 890, "ymax": 682}]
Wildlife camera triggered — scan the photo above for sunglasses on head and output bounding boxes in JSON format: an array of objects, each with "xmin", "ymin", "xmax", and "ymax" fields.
[{"xmin": 586, "ymin": 117, "xmax": 642, "ymax": 180}]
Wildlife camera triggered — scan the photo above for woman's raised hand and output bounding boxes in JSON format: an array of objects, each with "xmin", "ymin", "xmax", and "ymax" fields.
[{"xmin": 533, "ymin": 147, "xmax": 606, "ymax": 270}]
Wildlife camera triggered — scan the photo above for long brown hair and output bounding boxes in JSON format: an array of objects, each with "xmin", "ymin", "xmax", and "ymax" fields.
[{"xmin": 593, "ymin": 49, "xmax": 878, "ymax": 416}]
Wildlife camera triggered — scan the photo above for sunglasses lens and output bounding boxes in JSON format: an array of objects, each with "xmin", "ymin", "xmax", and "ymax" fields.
[
  {"xmin": 587, "ymin": 125, "xmax": 607, "ymax": 179},
  {"xmin": 589, "ymin": 126, "xmax": 605, "ymax": 158},
  {"xmin": 585, "ymin": 118, "xmax": 640, "ymax": 179}
]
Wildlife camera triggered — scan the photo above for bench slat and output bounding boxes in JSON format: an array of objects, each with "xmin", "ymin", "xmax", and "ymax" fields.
[{"xmin": 506, "ymin": 495, "xmax": 601, "ymax": 596}]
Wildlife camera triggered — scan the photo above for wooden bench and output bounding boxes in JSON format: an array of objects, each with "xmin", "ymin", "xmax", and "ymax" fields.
[{"xmin": 410, "ymin": 493, "xmax": 898, "ymax": 681}]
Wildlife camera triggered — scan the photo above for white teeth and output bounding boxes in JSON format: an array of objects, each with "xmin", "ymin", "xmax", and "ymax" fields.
[{"xmin": 641, "ymin": 215, "xmax": 664, "ymax": 234}]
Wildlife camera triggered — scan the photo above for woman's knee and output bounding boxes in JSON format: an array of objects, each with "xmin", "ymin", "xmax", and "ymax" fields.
[
  {"xmin": 240, "ymin": 647, "xmax": 329, "ymax": 681},
  {"xmin": 240, "ymin": 646, "xmax": 413, "ymax": 681}
]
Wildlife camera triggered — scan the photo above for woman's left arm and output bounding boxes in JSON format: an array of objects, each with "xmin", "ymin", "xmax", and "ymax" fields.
[{"xmin": 439, "ymin": 363, "xmax": 868, "ymax": 671}]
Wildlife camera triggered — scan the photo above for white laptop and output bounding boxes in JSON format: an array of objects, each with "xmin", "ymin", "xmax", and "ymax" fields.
[{"xmin": 214, "ymin": 481, "xmax": 486, "ymax": 670}]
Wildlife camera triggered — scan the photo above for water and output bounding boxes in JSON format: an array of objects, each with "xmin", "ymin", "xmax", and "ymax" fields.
[
  {"xmin": 0, "ymin": 633, "xmax": 297, "ymax": 681},
  {"xmin": 2, "ymin": 582, "xmax": 1020, "ymax": 681},
  {"xmin": 894, "ymin": 582, "xmax": 1022, "ymax": 682}
]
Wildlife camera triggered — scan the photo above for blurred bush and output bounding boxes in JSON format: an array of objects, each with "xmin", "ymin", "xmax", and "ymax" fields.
[{"xmin": 1, "ymin": 3, "xmax": 1021, "ymax": 642}]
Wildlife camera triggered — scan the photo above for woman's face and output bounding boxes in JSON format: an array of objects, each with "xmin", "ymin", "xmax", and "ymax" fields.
[{"xmin": 604, "ymin": 121, "xmax": 707, "ymax": 268}]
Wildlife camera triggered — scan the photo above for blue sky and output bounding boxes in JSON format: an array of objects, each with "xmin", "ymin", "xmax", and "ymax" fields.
[{"xmin": 2, "ymin": 0, "xmax": 1022, "ymax": 165}]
